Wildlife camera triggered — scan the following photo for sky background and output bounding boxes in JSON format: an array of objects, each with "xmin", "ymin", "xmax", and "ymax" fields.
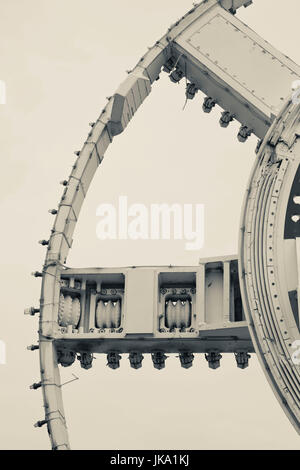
[{"xmin": 0, "ymin": 0, "xmax": 300, "ymax": 450}]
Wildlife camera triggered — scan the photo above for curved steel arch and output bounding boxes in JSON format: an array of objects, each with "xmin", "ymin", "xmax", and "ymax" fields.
[
  {"xmin": 239, "ymin": 99, "xmax": 300, "ymax": 433},
  {"xmin": 30, "ymin": 0, "xmax": 300, "ymax": 449}
]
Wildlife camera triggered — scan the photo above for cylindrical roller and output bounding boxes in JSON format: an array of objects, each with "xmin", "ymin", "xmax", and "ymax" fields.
[
  {"xmin": 95, "ymin": 299, "xmax": 121, "ymax": 329},
  {"xmin": 96, "ymin": 300, "xmax": 108, "ymax": 328},
  {"xmin": 181, "ymin": 301, "xmax": 191, "ymax": 327},
  {"xmin": 71, "ymin": 297, "xmax": 81, "ymax": 328},
  {"xmin": 234, "ymin": 351, "xmax": 251, "ymax": 369},
  {"xmin": 165, "ymin": 300, "xmax": 175, "ymax": 328},
  {"xmin": 165, "ymin": 299, "xmax": 191, "ymax": 329},
  {"xmin": 103, "ymin": 301, "xmax": 110, "ymax": 327},
  {"xmin": 110, "ymin": 300, "xmax": 121, "ymax": 328},
  {"xmin": 58, "ymin": 294, "xmax": 81, "ymax": 328},
  {"xmin": 174, "ymin": 301, "xmax": 181, "ymax": 328}
]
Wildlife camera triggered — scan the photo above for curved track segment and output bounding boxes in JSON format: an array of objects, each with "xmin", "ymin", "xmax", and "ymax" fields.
[{"xmin": 239, "ymin": 98, "xmax": 300, "ymax": 434}]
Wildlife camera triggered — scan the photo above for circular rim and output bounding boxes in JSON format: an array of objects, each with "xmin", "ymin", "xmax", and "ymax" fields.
[{"xmin": 239, "ymin": 97, "xmax": 300, "ymax": 434}]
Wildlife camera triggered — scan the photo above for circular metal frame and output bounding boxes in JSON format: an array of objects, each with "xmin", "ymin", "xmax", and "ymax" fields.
[{"xmin": 239, "ymin": 99, "xmax": 300, "ymax": 433}]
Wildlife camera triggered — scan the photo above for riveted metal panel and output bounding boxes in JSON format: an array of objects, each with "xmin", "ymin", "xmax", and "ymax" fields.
[{"xmin": 174, "ymin": 5, "xmax": 300, "ymax": 137}]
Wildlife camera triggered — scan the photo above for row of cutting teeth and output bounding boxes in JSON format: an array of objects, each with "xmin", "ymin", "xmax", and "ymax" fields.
[{"xmin": 51, "ymin": 350, "xmax": 251, "ymax": 370}]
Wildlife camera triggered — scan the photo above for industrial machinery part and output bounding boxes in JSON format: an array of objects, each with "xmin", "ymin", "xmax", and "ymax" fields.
[
  {"xmin": 165, "ymin": 299, "xmax": 191, "ymax": 330},
  {"xmin": 179, "ymin": 352, "xmax": 195, "ymax": 369},
  {"xmin": 106, "ymin": 352, "xmax": 121, "ymax": 370},
  {"xmin": 57, "ymin": 350, "xmax": 76, "ymax": 368},
  {"xmin": 239, "ymin": 98, "xmax": 300, "ymax": 433},
  {"xmin": 27, "ymin": 0, "xmax": 300, "ymax": 449},
  {"xmin": 202, "ymin": 97, "xmax": 216, "ymax": 113},
  {"xmin": 237, "ymin": 125, "xmax": 252, "ymax": 143},
  {"xmin": 152, "ymin": 352, "xmax": 168, "ymax": 370},
  {"xmin": 205, "ymin": 351, "xmax": 222, "ymax": 369},
  {"xmin": 95, "ymin": 299, "xmax": 121, "ymax": 330},
  {"xmin": 169, "ymin": 66, "xmax": 185, "ymax": 83},
  {"xmin": 186, "ymin": 83, "xmax": 198, "ymax": 100},
  {"xmin": 234, "ymin": 351, "xmax": 251, "ymax": 369},
  {"xmin": 219, "ymin": 111, "xmax": 234, "ymax": 128},
  {"xmin": 58, "ymin": 293, "xmax": 81, "ymax": 329},
  {"xmin": 77, "ymin": 352, "xmax": 93, "ymax": 370},
  {"xmin": 128, "ymin": 352, "xmax": 144, "ymax": 370},
  {"xmin": 51, "ymin": 260, "xmax": 251, "ymax": 349},
  {"xmin": 27, "ymin": 344, "xmax": 39, "ymax": 351}
]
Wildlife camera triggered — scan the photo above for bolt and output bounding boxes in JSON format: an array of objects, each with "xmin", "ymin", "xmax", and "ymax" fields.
[
  {"xmin": 24, "ymin": 307, "xmax": 40, "ymax": 315},
  {"xmin": 34, "ymin": 420, "xmax": 47, "ymax": 428},
  {"xmin": 30, "ymin": 381, "xmax": 42, "ymax": 390},
  {"xmin": 31, "ymin": 272, "xmax": 43, "ymax": 278},
  {"xmin": 27, "ymin": 344, "xmax": 39, "ymax": 351},
  {"xmin": 38, "ymin": 239, "xmax": 49, "ymax": 246}
]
